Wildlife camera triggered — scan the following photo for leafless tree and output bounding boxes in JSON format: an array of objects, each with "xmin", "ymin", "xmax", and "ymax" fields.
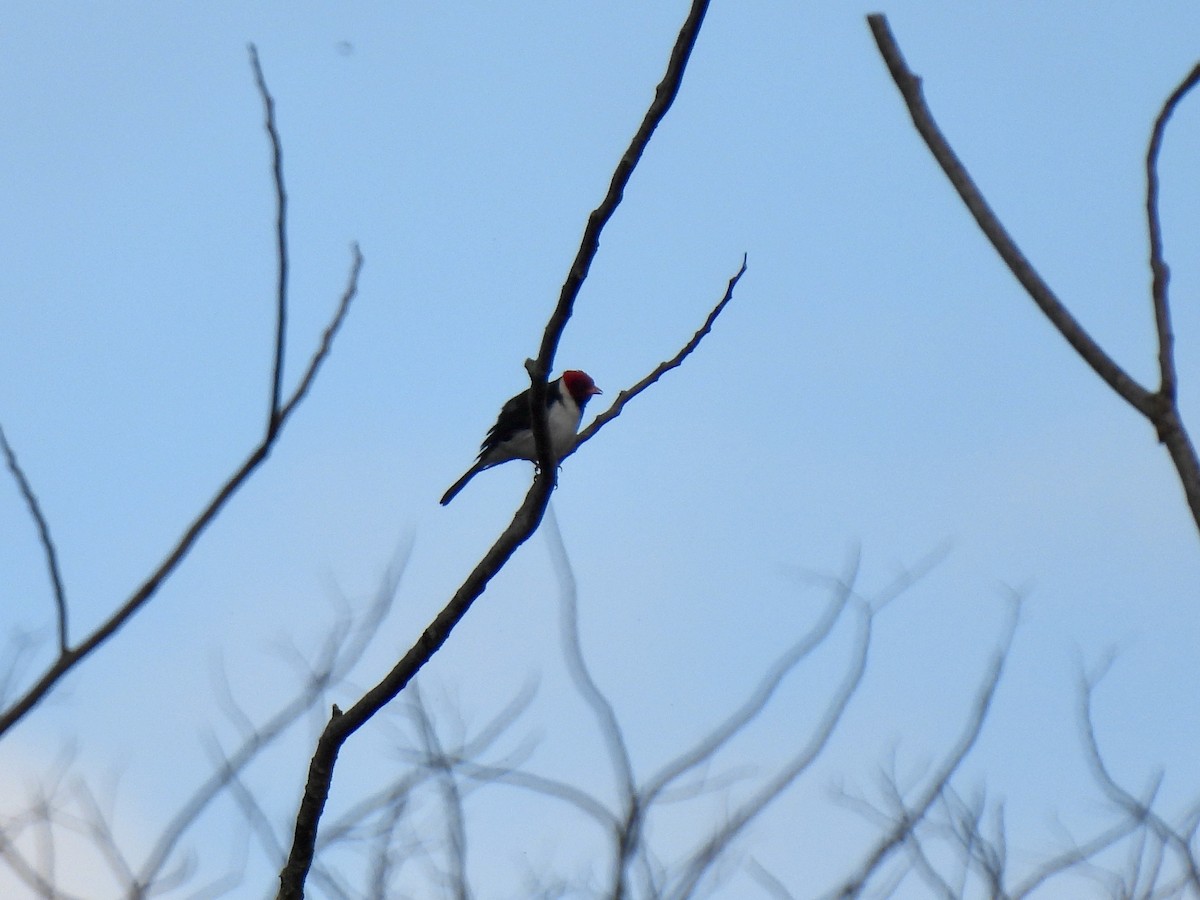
[
  {"xmin": 867, "ymin": 13, "xmax": 1200, "ymax": 538},
  {"xmin": 5, "ymin": 7, "xmax": 1200, "ymax": 900}
]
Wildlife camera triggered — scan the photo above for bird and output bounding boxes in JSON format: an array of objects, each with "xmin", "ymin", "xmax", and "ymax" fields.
[{"xmin": 440, "ymin": 369, "xmax": 602, "ymax": 506}]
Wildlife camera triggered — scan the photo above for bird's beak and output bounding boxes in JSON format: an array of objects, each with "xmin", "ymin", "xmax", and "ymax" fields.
[{"xmin": 590, "ymin": 385, "xmax": 603, "ymax": 395}]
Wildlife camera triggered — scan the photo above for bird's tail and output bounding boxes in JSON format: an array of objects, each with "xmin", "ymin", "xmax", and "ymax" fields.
[{"xmin": 440, "ymin": 463, "xmax": 483, "ymax": 506}]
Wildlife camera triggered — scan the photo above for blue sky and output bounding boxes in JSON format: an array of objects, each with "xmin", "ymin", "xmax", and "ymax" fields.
[{"xmin": 2, "ymin": 2, "xmax": 1200, "ymax": 897}]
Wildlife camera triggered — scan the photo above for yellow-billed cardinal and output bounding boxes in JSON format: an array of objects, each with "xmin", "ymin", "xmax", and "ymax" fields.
[{"xmin": 440, "ymin": 370, "xmax": 602, "ymax": 506}]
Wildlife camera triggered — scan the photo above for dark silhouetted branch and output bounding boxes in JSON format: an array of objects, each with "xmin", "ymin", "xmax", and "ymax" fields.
[
  {"xmin": 534, "ymin": 0, "xmax": 712, "ymax": 379},
  {"xmin": 0, "ymin": 246, "xmax": 360, "ymax": 742},
  {"xmin": 575, "ymin": 255, "xmax": 746, "ymax": 450},
  {"xmin": 249, "ymin": 43, "xmax": 289, "ymax": 438},
  {"xmin": 866, "ymin": 15, "xmax": 1151, "ymax": 416},
  {"xmin": 1146, "ymin": 62, "xmax": 1200, "ymax": 403},
  {"xmin": 0, "ymin": 49, "xmax": 364, "ymax": 745},
  {"xmin": 868, "ymin": 13, "xmax": 1200, "ymax": 536},
  {"xmin": 0, "ymin": 426, "xmax": 68, "ymax": 653},
  {"xmin": 277, "ymin": 4, "xmax": 716, "ymax": 896}
]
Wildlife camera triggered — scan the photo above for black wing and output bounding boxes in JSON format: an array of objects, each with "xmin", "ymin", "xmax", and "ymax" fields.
[{"xmin": 479, "ymin": 379, "xmax": 561, "ymax": 454}]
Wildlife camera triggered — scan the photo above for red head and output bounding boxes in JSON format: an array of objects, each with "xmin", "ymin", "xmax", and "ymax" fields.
[{"xmin": 561, "ymin": 370, "xmax": 602, "ymax": 406}]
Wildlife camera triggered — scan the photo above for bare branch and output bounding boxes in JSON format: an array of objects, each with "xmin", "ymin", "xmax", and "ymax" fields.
[
  {"xmin": 534, "ymin": 0, "xmax": 712, "ymax": 378},
  {"xmin": 1145, "ymin": 62, "xmax": 1200, "ymax": 403},
  {"xmin": 408, "ymin": 682, "xmax": 472, "ymax": 900},
  {"xmin": 0, "ymin": 243, "xmax": 361, "ymax": 740},
  {"xmin": 1010, "ymin": 811, "xmax": 1146, "ymax": 898},
  {"xmin": 832, "ymin": 597, "xmax": 1019, "ymax": 899},
  {"xmin": 72, "ymin": 780, "xmax": 139, "ymax": 895},
  {"xmin": 0, "ymin": 45, "xmax": 362, "ymax": 748},
  {"xmin": 746, "ymin": 858, "xmax": 797, "ymax": 900},
  {"xmin": 0, "ymin": 425, "xmax": 68, "ymax": 653},
  {"xmin": 525, "ymin": 0, "xmax": 713, "ymax": 485},
  {"xmin": 248, "ymin": 43, "xmax": 289, "ymax": 438},
  {"xmin": 643, "ymin": 566, "xmax": 852, "ymax": 806},
  {"xmin": 133, "ymin": 561, "xmax": 402, "ymax": 891},
  {"xmin": 575, "ymin": 255, "xmax": 746, "ymax": 449},
  {"xmin": 865, "ymin": 14, "xmax": 1154, "ymax": 417},
  {"xmin": 1078, "ymin": 670, "xmax": 1200, "ymax": 894},
  {"xmin": 226, "ymin": 766, "xmax": 287, "ymax": 870},
  {"xmin": 449, "ymin": 759, "xmax": 617, "ymax": 834},
  {"xmin": 670, "ymin": 590, "xmax": 876, "ymax": 900},
  {"xmin": 544, "ymin": 505, "xmax": 636, "ymax": 807},
  {"xmin": 868, "ymin": 14, "xmax": 1200, "ymax": 537},
  {"xmin": 277, "ymin": 4, "xmax": 716, "ymax": 896}
]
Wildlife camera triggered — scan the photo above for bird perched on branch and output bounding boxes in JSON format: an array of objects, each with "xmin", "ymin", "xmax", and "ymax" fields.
[{"xmin": 440, "ymin": 369, "xmax": 602, "ymax": 506}]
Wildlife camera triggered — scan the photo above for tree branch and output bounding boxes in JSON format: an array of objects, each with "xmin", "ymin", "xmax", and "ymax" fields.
[
  {"xmin": 0, "ymin": 426, "xmax": 68, "ymax": 654},
  {"xmin": 832, "ymin": 598, "xmax": 1019, "ymax": 899},
  {"xmin": 248, "ymin": 44, "xmax": 289, "ymax": 439},
  {"xmin": 865, "ymin": 14, "xmax": 1153, "ymax": 417},
  {"xmin": 1145, "ymin": 62, "xmax": 1200, "ymax": 403},
  {"xmin": 574, "ymin": 254, "xmax": 746, "ymax": 450},
  {"xmin": 0, "ymin": 89, "xmax": 363, "ymax": 743},
  {"xmin": 867, "ymin": 13, "xmax": 1200, "ymax": 537},
  {"xmin": 1078, "ymin": 668, "xmax": 1200, "ymax": 894},
  {"xmin": 534, "ymin": 0, "xmax": 712, "ymax": 379},
  {"xmin": 277, "ymin": 4, "xmax": 716, "ymax": 896}
]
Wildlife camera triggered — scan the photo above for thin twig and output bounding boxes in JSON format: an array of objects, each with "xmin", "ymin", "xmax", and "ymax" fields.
[
  {"xmin": 1145, "ymin": 62, "xmax": 1200, "ymax": 403},
  {"xmin": 0, "ymin": 425, "xmax": 68, "ymax": 653},
  {"xmin": 669, "ymin": 592, "xmax": 876, "ymax": 900},
  {"xmin": 133, "ymin": 559, "xmax": 401, "ymax": 891},
  {"xmin": 409, "ymin": 683, "xmax": 472, "ymax": 900},
  {"xmin": 249, "ymin": 44, "xmax": 289, "ymax": 438},
  {"xmin": 575, "ymin": 255, "xmax": 746, "ymax": 449},
  {"xmin": 1078, "ymin": 671, "xmax": 1200, "ymax": 894},
  {"xmin": 832, "ymin": 597, "xmax": 1019, "ymax": 899},
  {"xmin": 0, "ymin": 244, "xmax": 362, "ymax": 740},
  {"xmin": 643, "ymin": 569, "xmax": 852, "ymax": 806}
]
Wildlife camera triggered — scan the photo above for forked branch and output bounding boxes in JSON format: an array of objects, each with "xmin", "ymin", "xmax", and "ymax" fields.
[
  {"xmin": 0, "ymin": 52, "xmax": 363, "ymax": 740},
  {"xmin": 867, "ymin": 13, "xmax": 1200, "ymax": 536},
  {"xmin": 276, "ymin": 3, "xmax": 727, "ymax": 896}
]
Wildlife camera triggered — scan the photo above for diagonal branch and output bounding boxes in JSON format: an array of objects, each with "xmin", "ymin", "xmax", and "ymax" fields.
[
  {"xmin": 0, "ymin": 246, "xmax": 360, "ymax": 741},
  {"xmin": 643, "ymin": 566, "xmax": 851, "ymax": 807},
  {"xmin": 671, "ymin": 593, "xmax": 876, "ymax": 900},
  {"xmin": 575, "ymin": 254, "xmax": 746, "ymax": 450},
  {"xmin": 868, "ymin": 13, "xmax": 1200, "ymax": 538},
  {"xmin": 132, "ymin": 560, "xmax": 402, "ymax": 892},
  {"xmin": 866, "ymin": 14, "xmax": 1154, "ymax": 418},
  {"xmin": 0, "ymin": 426, "xmax": 68, "ymax": 653},
  {"xmin": 248, "ymin": 43, "xmax": 289, "ymax": 438},
  {"xmin": 277, "ymin": 5, "xmax": 717, "ymax": 897},
  {"xmin": 544, "ymin": 505, "xmax": 639, "ymax": 900},
  {"xmin": 525, "ymin": 0, "xmax": 714, "ymax": 482},
  {"xmin": 534, "ymin": 0, "xmax": 712, "ymax": 379}
]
